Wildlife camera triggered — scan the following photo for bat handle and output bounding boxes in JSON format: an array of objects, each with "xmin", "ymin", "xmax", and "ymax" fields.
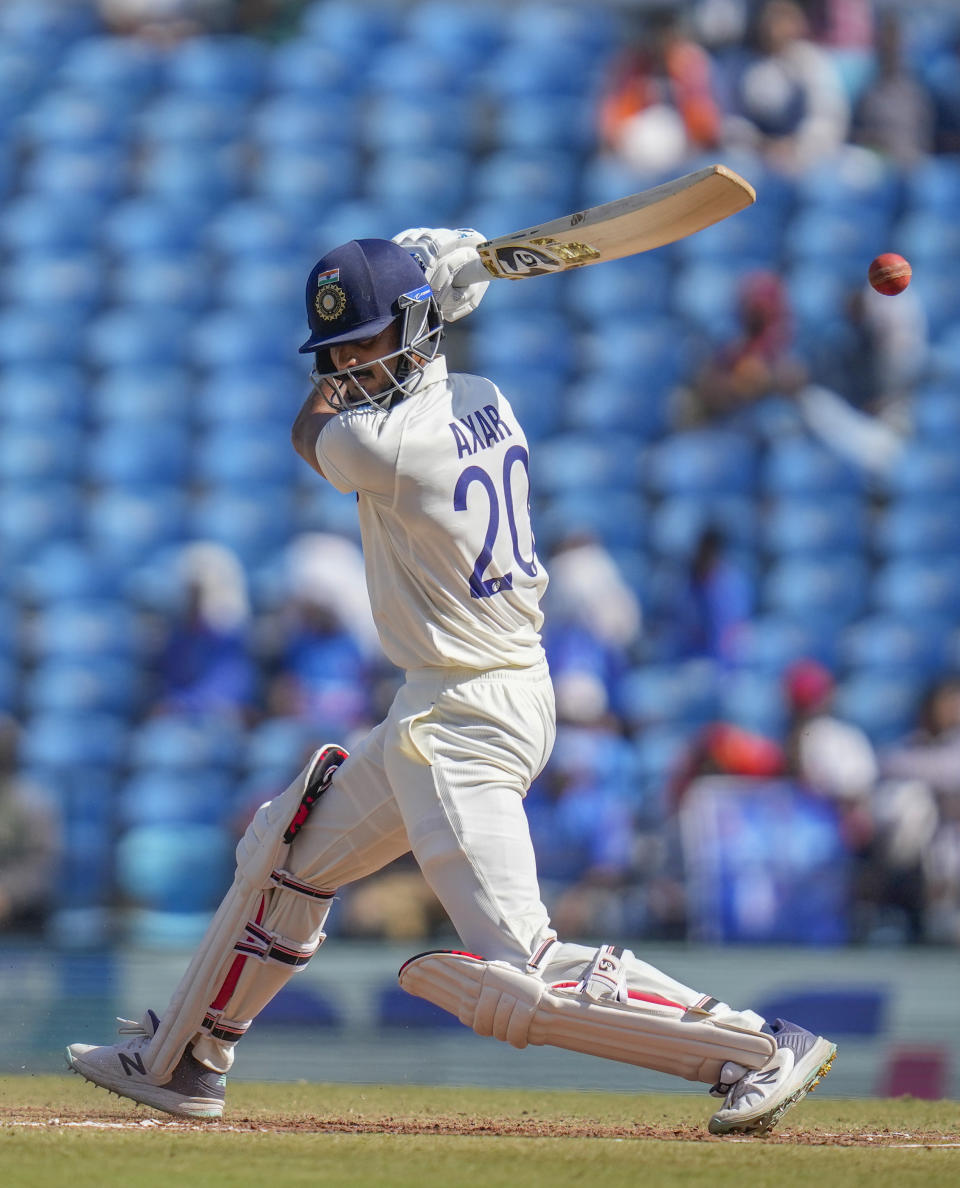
[{"xmin": 452, "ymin": 255, "xmax": 493, "ymax": 288}]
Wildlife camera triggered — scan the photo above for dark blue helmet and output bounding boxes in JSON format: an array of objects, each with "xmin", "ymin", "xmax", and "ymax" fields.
[{"xmin": 299, "ymin": 238, "xmax": 442, "ymax": 410}]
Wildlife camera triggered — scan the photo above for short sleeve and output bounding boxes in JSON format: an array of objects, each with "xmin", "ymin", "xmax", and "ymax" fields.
[{"xmin": 315, "ymin": 408, "xmax": 398, "ymax": 498}]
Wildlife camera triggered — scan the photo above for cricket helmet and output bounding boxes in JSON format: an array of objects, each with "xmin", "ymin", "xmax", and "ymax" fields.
[{"xmin": 299, "ymin": 238, "xmax": 442, "ymax": 410}]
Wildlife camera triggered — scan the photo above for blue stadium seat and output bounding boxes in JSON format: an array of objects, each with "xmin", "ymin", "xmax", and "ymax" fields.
[
  {"xmin": 365, "ymin": 149, "xmax": 470, "ymax": 227},
  {"xmin": 892, "ymin": 211, "xmax": 960, "ymax": 267},
  {"xmin": 295, "ymin": 483, "xmax": 363, "ymax": 543},
  {"xmin": 648, "ymin": 495, "xmax": 758, "ymax": 560},
  {"xmin": 84, "ymin": 486, "xmax": 188, "ymax": 568},
  {"xmin": 29, "ymin": 599, "xmax": 140, "ymax": 661},
  {"xmin": 243, "ymin": 716, "xmax": 318, "ymax": 774},
  {"xmin": 534, "ymin": 490, "xmax": 647, "ymax": 554},
  {"xmin": 264, "ymin": 37, "xmax": 355, "ymax": 97},
  {"xmin": 832, "ymin": 673, "xmax": 923, "ymax": 746},
  {"xmin": 299, "ymin": 1, "xmax": 403, "ymax": 59},
  {"xmin": 117, "ymin": 770, "xmax": 234, "ymax": 828},
  {"xmin": 903, "ymin": 155, "xmax": 960, "ymax": 216},
  {"xmin": 762, "ymin": 496, "xmax": 867, "ymax": 557},
  {"xmin": 205, "ymin": 201, "xmax": 303, "ymax": 261},
  {"xmin": 0, "ymin": 308, "xmax": 78, "ymax": 367},
  {"xmin": 21, "ymin": 711, "xmax": 129, "ymax": 768},
  {"xmin": 761, "ymin": 438, "xmax": 864, "ymax": 497},
  {"xmin": 884, "ymin": 442, "xmax": 960, "ymax": 499},
  {"xmin": 504, "ymin": 1, "xmax": 621, "ymax": 56},
  {"xmin": 189, "ymin": 309, "xmax": 299, "ymax": 369},
  {"xmin": 136, "ymin": 143, "xmax": 246, "ymax": 210},
  {"xmin": 89, "ymin": 365, "xmax": 192, "ymax": 424},
  {"xmin": 630, "ymin": 726, "xmax": 695, "ymax": 814},
  {"xmin": 470, "ymin": 311, "xmax": 575, "ymax": 377},
  {"xmin": 4, "ymin": 250, "xmax": 104, "ymax": 316},
  {"xmin": 193, "ymin": 426, "xmax": 299, "ymax": 488},
  {"xmin": 873, "ymin": 499, "xmax": 960, "ymax": 558},
  {"xmin": 930, "ymin": 323, "xmax": 960, "ymax": 381},
  {"xmin": 136, "ymin": 92, "xmax": 249, "ymax": 147},
  {"xmin": 86, "ymin": 307, "xmax": 193, "ymax": 370},
  {"xmin": 838, "ymin": 615, "xmax": 945, "ymax": 678},
  {"xmin": 127, "ymin": 716, "xmax": 241, "ymax": 772},
  {"xmin": 0, "ymin": 194, "xmax": 103, "ymax": 254},
  {"xmin": 116, "ymin": 823, "xmax": 235, "ymax": 913},
  {"xmin": 250, "ymin": 92, "xmax": 359, "ymax": 154},
  {"xmin": 165, "ymin": 35, "xmax": 268, "ymax": 98},
  {"xmin": 675, "ymin": 202, "xmax": 784, "ymax": 269},
  {"xmin": 481, "ymin": 41, "xmax": 605, "ymax": 100},
  {"xmin": 618, "ymin": 661, "xmax": 720, "ymax": 730},
  {"xmin": 0, "ymin": 426, "xmax": 82, "ymax": 485},
  {"xmin": 491, "ymin": 94, "xmax": 596, "ymax": 153},
  {"xmin": 785, "ymin": 264, "xmax": 855, "ymax": 329},
  {"xmin": 911, "ymin": 384, "xmax": 960, "ymax": 441},
  {"xmin": 406, "ymin": 2, "xmax": 504, "ymax": 71},
  {"xmin": 56, "ymin": 34, "xmax": 162, "ymax": 101},
  {"xmin": 22, "ymin": 656, "xmax": 141, "ymax": 717},
  {"xmin": 17, "ymin": 87, "xmax": 133, "ymax": 149},
  {"xmin": 561, "ymin": 372, "xmax": 670, "ymax": 442},
  {"xmin": 564, "ymin": 256, "xmax": 674, "ymax": 323},
  {"xmin": 251, "ymin": 146, "xmax": 360, "ymax": 214},
  {"xmin": 21, "ymin": 144, "xmax": 128, "ymax": 204},
  {"xmin": 0, "ymin": 364, "xmax": 87, "ymax": 425},
  {"xmin": 0, "ymin": 0, "xmax": 99, "ymax": 50},
  {"xmin": 101, "ymin": 197, "xmax": 206, "ymax": 255},
  {"xmin": 84, "ymin": 422, "xmax": 191, "ymax": 488},
  {"xmin": 194, "ymin": 364, "xmax": 301, "ymax": 427},
  {"xmin": 0, "ymin": 485, "xmax": 81, "ymax": 560},
  {"xmin": 362, "ymin": 93, "xmax": 475, "ymax": 153},
  {"xmin": 671, "ymin": 261, "xmax": 754, "ymax": 341},
  {"xmin": 215, "ymin": 257, "xmax": 305, "ymax": 321},
  {"xmin": 872, "ymin": 558, "xmax": 960, "ymax": 621},
  {"xmin": 794, "ymin": 153, "xmax": 902, "ymax": 222},
  {"xmin": 911, "ymin": 266, "xmax": 960, "ymax": 341},
  {"xmin": 785, "ymin": 207, "xmax": 891, "ymax": 273},
  {"xmin": 14, "ymin": 541, "xmax": 120, "ymax": 605},
  {"xmin": 188, "ymin": 488, "xmax": 297, "ymax": 567},
  {"xmin": 644, "ymin": 430, "xmax": 760, "ymax": 498},
  {"xmin": 529, "ymin": 433, "xmax": 642, "ymax": 495},
  {"xmin": 729, "ymin": 616, "xmax": 824, "ymax": 674},
  {"xmin": 763, "ymin": 556, "xmax": 870, "ymax": 626},
  {"xmin": 579, "ymin": 315, "xmax": 688, "ymax": 386},
  {"xmin": 472, "ymin": 149, "xmax": 579, "ymax": 212},
  {"xmin": 363, "ymin": 39, "xmax": 468, "ymax": 97},
  {"xmin": 110, "ymin": 251, "xmax": 213, "ymax": 315}
]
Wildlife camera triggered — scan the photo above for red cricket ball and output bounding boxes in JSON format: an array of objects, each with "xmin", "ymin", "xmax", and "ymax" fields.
[{"xmin": 868, "ymin": 252, "xmax": 912, "ymax": 296}]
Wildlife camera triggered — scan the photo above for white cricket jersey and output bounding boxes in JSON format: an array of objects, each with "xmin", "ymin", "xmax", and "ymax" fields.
[{"xmin": 315, "ymin": 357, "xmax": 548, "ymax": 672}]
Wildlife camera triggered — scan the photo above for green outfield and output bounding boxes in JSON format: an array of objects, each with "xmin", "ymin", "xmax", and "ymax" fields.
[{"xmin": 1, "ymin": 1076, "xmax": 957, "ymax": 1188}]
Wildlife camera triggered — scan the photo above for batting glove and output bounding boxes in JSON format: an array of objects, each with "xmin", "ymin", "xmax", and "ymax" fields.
[{"xmin": 392, "ymin": 226, "xmax": 490, "ymax": 323}]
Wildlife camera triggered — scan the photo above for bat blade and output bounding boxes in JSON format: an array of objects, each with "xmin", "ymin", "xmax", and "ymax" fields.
[{"xmin": 457, "ymin": 164, "xmax": 755, "ymax": 285}]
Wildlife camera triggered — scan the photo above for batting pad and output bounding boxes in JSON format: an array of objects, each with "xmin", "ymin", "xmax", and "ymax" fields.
[
  {"xmin": 399, "ymin": 951, "xmax": 776, "ymax": 1084},
  {"xmin": 144, "ymin": 745, "xmax": 345, "ymax": 1082}
]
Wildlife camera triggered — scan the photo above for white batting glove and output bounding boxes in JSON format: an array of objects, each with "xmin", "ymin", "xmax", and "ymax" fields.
[{"xmin": 392, "ymin": 226, "xmax": 489, "ymax": 323}]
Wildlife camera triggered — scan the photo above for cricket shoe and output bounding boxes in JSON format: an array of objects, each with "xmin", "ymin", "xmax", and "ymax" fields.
[
  {"xmin": 707, "ymin": 1017, "xmax": 836, "ymax": 1136},
  {"xmin": 65, "ymin": 1009, "xmax": 226, "ymax": 1119}
]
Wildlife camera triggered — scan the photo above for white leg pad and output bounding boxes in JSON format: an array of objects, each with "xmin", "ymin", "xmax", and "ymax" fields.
[
  {"xmin": 399, "ymin": 950, "xmax": 777, "ymax": 1084},
  {"xmin": 143, "ymin": 745, "xmax": 346, "ymax": 1082}
]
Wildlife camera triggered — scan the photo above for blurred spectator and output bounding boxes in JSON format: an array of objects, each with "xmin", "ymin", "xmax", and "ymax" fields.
[
  {"xmin": 659, "ymin": 525, "xmax": 755, "ymax": 664},
  {"xmin": 725, "ymin": 0, "xmax": 850, "ymax": 173},
  {"xmin": 542, "ymin": 534, "xmax": 642, "ymax": 722},
  {"xmin": 525, "ymin": 723, "xmax": 641, "ymax": 936},
  {"xmin": 927, "ymin": 25, "xmax": 960, "ymax": 153},
  {"xmin": 881, "ymin": 677, "xmax": 960, "ymax": 802},
  {"xmin": 265, "ymin": 535, "xmax": 379, "ymax": 735},
  {"xmin": 669, "ymin": 720, "xmax": 785, "ymax": 810},
  {"xmin": 152, "ymin": 542, "xmax": 257, "ymax": 722},
  {"xmin": 851, "ymin": 10, "xmax": 935, "ymax": 166},
  {"xmin": 674, "ymin": 270, "xmax": 806, "ymax": 430},
  {"xmin": 96, "ymin": 0, "xmax": 231, "ymax": 38},
  {"xmin": 0, "ymin": 715, "xmax": 60, "ymax": 933},
  {"xmin": 599, "ymin": 5, "xmax": 723, "ymax": 174}
]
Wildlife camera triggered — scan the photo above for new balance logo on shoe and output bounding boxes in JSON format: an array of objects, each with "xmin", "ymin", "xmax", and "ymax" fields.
[
  {"xmin": 118, "ymin": 1051, "xmax": 147, "ymax": 1077},
  {"xmin": 751, "ymin": 1066, "xmax": 782, "ymax": 1085}
]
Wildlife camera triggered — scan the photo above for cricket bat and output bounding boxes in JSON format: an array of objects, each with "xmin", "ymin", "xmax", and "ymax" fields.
[{"xmin": 454, "ymin": 164, "xmax": 755, "ymax": 285}]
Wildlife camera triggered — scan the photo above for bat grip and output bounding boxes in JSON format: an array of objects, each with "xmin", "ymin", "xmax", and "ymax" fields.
[{"xmin": 452, "ymin": 255, "xmax": 493, "ymax": 287}]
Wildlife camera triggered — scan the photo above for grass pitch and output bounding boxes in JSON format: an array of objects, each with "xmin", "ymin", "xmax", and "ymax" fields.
[{"xmin": 2, "ymin": 1076, "xmax": 957, "ymax": 1188}]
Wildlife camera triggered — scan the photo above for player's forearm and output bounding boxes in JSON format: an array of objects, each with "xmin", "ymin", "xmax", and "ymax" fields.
[{"xmin": 291, "ymin": 388, "xmax": 337, "ymax": 476}]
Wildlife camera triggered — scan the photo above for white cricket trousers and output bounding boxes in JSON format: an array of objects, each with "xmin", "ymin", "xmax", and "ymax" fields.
[{"xmin": 192, "ymin": 660, "xmax": 763, "ymax": 1072}]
